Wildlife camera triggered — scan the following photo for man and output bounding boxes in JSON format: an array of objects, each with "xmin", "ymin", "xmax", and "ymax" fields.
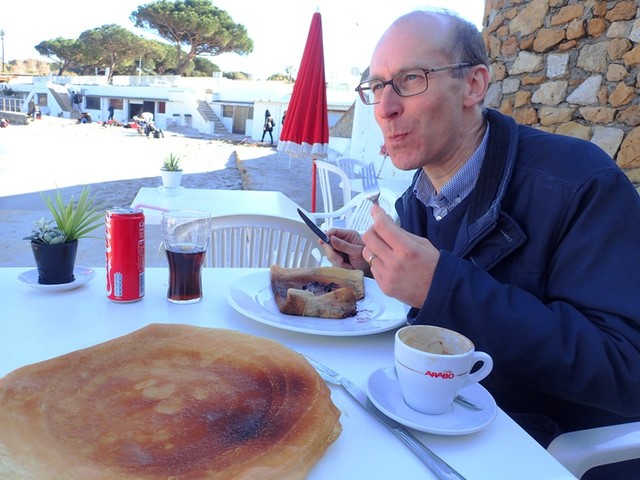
[
  {"xmin": 323, "ymin": 10, "xmax": 640, "ymax": 478},
  {"xmin": 261, "ymin": 109, "xmax": 275, "ymax": 144},
  {"xmin": 140, "ymin": 111, "xmax": 154, "ymax": 124}
]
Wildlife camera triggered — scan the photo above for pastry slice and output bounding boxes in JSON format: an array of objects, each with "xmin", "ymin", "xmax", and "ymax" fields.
[{"xmin": 270, "ymin": 265, "xmax": 365, "ymax": 318}]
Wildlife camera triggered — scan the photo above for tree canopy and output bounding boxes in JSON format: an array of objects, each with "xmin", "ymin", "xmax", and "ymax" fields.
[
  {"xmin": 131, "ymin": 0, "xmax": 253, "ymax": 75},
  {"xmin": 35, "ymin": 38, "xmax": 83, "ymax": 76},
  {"xmin": 78, "ymin": 25, "xmax": 144, "ymax": 83},
  {"xmin": 29, "ymin": 1, "xmax": 251, "ymax": 78},
  {"xmin": 32, "ymin": 30, "xmax": 220, "ymax": 78}
]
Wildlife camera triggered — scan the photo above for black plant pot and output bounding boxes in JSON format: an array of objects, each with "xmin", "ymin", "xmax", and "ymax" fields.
[{"xmin": 30, "ymin": 240, "xmax": 79, "ymax": 285}]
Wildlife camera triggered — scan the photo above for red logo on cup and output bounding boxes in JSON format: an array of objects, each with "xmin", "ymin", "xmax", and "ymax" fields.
[{"xmin": 424, "ymin": 370, "xmax": 455, "ymax": 379}]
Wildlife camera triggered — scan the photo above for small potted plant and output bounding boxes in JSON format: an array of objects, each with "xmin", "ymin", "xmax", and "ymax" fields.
[
  {"xmin": 24, "ymin": 187, "xmax": 104, "ymax": 284},
  {"xmin": 161, "ymin": 153, "xmax": 183, "ymax": 189}
]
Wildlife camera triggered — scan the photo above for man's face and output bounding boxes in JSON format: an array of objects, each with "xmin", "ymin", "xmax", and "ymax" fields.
[{"xmin": 369, "ymin": 16, "xmax": 468, "ymax": 173}]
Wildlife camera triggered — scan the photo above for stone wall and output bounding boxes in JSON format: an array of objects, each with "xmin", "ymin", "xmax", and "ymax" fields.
[
  {"xmin": 483, "ymin": 0, "xmax": 640, "ymax": 183},
  {"xmin": 0, "ymin": 111, "xmax": 29, "ymax": 125}
]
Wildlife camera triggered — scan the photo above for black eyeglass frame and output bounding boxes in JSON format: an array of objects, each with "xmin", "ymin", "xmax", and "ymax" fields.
[{"xmin": 355, "ymin": 63, "xmax": 474, "ymax": 105}]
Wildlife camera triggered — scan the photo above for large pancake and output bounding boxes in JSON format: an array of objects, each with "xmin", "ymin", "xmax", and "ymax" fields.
[{"xmin": 0, "ymin": 324, "xmax": 341, "ymax": 479}]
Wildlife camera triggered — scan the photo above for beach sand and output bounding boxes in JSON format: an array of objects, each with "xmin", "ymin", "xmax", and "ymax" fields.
[{"xmin": 0, "ymin": 116, "xmax": 315, "ymax": 267}]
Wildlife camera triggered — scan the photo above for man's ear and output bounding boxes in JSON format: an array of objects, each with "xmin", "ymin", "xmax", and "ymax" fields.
[{"xmin": 463, "ymin": 65, "xmax": 490, "ymax": 108}]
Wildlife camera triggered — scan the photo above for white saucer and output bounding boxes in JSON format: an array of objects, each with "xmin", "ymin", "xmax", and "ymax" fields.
[
  {"xmin": 367, "ymin": 365, "xmax": 497, "ymax": 435},
  {"xmin": 18, "ymin": 266, "xmax": 96, "ymax": 292},
  {"xmin": 158, "ymin": 186, "xmax": 184, "ymax": 196}
]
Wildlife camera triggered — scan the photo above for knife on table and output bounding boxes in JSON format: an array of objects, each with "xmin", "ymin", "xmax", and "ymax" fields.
[
  {"xmin": 303, "ymin": 354, "xmax": 467, "ymax": 480},
  {"xmin": 296, "ymin": 208, "xmax": 350, "ymax": 262}
]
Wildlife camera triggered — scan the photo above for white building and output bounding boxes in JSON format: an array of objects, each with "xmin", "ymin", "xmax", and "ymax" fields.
[{"xmin": 1, "ymin": 73, "xmax": 411, "ymax": 181}]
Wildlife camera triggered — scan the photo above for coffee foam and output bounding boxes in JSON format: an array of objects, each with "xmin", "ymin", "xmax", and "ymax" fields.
[{"xmin": 400, "ymin": 329, "xmax": 472, "ymax": 355}]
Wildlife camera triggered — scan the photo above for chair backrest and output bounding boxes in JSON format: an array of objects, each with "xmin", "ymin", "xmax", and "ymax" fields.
[
  {"xmin": 207, "ymin": 214, "xmax": 324, "ymax": 268},
  {"xmin": 337, "ymin": 158, "xmax": 366, "ymax": 180},
  {"xmin": 546, "ymin": 421, "xmax": 640, "ymax": 478},
  {"xmin": 314, "ymin": 160, "xmax": 352, "ymax": 213},
  {"xmin": 345, "ymin": 188, "xmax": 398, "ymax": 233},
  {"xmin": 313, "ymin": 188, "xmax": 399, "ymax": 233}
]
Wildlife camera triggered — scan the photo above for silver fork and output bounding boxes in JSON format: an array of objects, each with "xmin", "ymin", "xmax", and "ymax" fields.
[
  {"xmin": 302, "ymin": 354, "xmax": 466, "ymax": 480},
  {"xmin": 362, "ymin": 162, "xmax": 380, "ymax": 205}
]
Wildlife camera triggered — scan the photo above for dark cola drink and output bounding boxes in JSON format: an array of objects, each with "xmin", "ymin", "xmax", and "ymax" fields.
[{"xmin": 166, "ymin": 245, "xmax": 206, "ymax": 303}]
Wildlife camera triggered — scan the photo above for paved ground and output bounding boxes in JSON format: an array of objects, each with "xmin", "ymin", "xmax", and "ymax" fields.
[{"xmin": 0, "ymin": 116, "xmax": 317, "ymax": 268}]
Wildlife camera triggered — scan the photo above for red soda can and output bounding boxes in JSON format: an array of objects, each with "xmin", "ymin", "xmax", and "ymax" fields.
[{"xmin": 106, "ymin": 208, "xmax": 145, "ymax": 302}]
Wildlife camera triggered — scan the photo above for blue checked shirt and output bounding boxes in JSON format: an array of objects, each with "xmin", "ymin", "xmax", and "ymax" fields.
[{"xmin": 415, "ymin": 124, "xmax": 490, "ymax": 220}]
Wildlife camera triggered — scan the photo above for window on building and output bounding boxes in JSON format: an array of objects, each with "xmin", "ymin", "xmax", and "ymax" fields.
[
  {"xmin": 85, "ymin": 96, "xmax": 100, "ymax": 110},
  {"xmin": 248, "ymin": 107, "xmax": 254, "ymax": 120},
  {"xmin": 223, "ymin": 105, "xmax": 233, "ymax": 118},
  {"xmin": 158, "ymin": 102, "xmax": 166, "ymax": 114},
  {"xmin": 36, "ymin": 93, "xmax": 48, "ymax": 107}
]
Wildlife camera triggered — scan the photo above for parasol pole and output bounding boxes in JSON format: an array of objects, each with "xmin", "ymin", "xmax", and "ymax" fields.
[{"xmin": 311, "ymin": 156, "xmax": 318, "ymax": 212}]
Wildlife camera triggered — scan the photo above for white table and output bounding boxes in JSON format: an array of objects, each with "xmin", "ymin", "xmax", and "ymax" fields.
[
  {"xmin": 1, "ymin": 268, "xmax": 576, "ymax": 480},
  {"xmin": 131, "ymin": 187, "xmax": 304, "ymax": 224}
]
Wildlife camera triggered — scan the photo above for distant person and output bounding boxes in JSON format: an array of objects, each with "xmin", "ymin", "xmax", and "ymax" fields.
[
  {"xmin": 281, "ymin": 110, "xmax": 286, "ymax": 125},
  {"xmin": 77, "ymin": 112, "xmax": 92, "ymax": 124},
  {"xmin": 72, "ymin": 92, "xmax": 82, "ymax": 113},
  {"xmin": 145, "ymin": 120, "xmax": 164, "ymax": 139},
  {"xmin": 29, "ymin": 105, "xmax": 41, "ymax": 120},
  {"xmin": 107, "ymin": 105, "xmax": 115, "ymax": 121},
  {"xmin": 261, "ymin": 109, "xmax": 275, "ymax": 144}
]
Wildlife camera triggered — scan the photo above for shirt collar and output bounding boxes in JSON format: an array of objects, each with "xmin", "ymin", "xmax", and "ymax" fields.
[{"xmin": 415, "ymin": 123, "xmax": 490, "ymax": 220}]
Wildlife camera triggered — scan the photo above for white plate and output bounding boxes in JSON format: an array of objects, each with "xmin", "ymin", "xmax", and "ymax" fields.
[
  {"xmin": 368, "ymin": 365, "xmax": 497, "ymax": 435},
  {"xmin": 225, "ymin": 271, "xmax": 408, "ymax": 336},
  {"xmin": 18, "ymin": 266, "xmax": 96, "ymax": 292}
]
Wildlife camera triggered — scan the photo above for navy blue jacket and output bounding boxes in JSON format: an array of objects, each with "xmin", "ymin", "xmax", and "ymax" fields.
[{"xmin": 397, "ymin": 109, "xmax": 640, "ymax": 440}]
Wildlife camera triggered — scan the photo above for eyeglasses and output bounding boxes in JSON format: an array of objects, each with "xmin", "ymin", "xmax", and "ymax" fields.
[{"xmin": 355, "ymin": 63, "xmax": 474, "ymax": 105}]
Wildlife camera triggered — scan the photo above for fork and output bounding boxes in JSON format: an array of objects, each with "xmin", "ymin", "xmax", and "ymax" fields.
[{"xmin": 362, "ymin": 162, "xmax": 380, "ymax": 205}]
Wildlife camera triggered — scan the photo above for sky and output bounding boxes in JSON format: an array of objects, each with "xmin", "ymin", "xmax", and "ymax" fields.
[{"xmin": 1, "ymin": 0, "xmax": 484, "ymax": 81}]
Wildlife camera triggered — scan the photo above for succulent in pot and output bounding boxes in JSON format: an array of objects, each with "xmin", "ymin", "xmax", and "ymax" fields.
[
  {"xmin": 24, "ymin": 218, "xmax": 67, "ymax": 245},
  {"xmin": 23, "ymin": 187, "xmax": 104, "ymax": 284},
  {"xmin": 161, "ymin": 153, "xmax": 183, "ymax": 189},
  {"xmin": 162, "ymin": 152, "xmax": 182, "ymax": 171}
]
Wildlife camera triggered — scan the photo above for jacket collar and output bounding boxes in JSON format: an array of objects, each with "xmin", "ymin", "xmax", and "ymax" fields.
[
  {"xmin": 399, "ymin": 109, "xmax": 526, "ymax": 268},
  {"xmin": 452, "ymin": 109, "xmax": 526, "ymax": 266}
]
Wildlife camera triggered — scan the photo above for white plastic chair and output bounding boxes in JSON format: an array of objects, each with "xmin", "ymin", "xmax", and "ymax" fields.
[
  {"xmin": 546, "ymin": 421, "xmax": 640, "ymax": 478},
  {"xmin": 314, "ymin": 160, "xmax": 352, "ymax": 213},
  {"xmin": 207, "ymin": 214, "xmax": 324, "ymax": 268},
  {"xmin": 337, "ymin": 157, "xmax": 366, "ymax": 181},
  {"xmin": 310, "ymin": 188, "xmax": 398, "ymax": 234}
]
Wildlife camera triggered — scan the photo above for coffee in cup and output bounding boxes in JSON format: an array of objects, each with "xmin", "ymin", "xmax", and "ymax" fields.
[{"xmin": 395, "ymin": 325, "xmax": 493, "ymax": 414}]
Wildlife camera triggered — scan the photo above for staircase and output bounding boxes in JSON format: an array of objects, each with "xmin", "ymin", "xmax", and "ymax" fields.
[
  {"xmin": 49, "ymin": 86, "xmax": 82, "ymax": 120},
  {"xmin": 197, "ymin": 100, "xmax": 227, "ymax": 134}
]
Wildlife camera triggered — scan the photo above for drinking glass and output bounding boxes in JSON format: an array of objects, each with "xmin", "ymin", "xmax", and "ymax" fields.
[{"xmin": 160, "ymin": 210, "xmax": 211, "ymax": 304}]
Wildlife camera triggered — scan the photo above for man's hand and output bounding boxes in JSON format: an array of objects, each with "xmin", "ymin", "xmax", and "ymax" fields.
[
  {"xmin": 362, "ymin": 205, "xmax": 439, "ymax": 308},
  {"xmin": 320, "ymin": 228, "xmax": 370, "ymax": 271}
]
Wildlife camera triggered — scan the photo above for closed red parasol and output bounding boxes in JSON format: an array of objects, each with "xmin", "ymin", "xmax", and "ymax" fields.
[{"xmin": 277, "ymin": 11, "xmax": 329, "ymax": 212}]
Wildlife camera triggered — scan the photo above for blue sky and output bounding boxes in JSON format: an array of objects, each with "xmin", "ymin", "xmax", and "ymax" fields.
[{"xmin": 2, "ymin": 0, "xmax": 484, "ymax": 80}]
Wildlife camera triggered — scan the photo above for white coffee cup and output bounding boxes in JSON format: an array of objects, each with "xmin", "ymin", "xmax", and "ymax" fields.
[{"xmin": 394, "ymin": 325, "xmax": 493, "ymax": 415}]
